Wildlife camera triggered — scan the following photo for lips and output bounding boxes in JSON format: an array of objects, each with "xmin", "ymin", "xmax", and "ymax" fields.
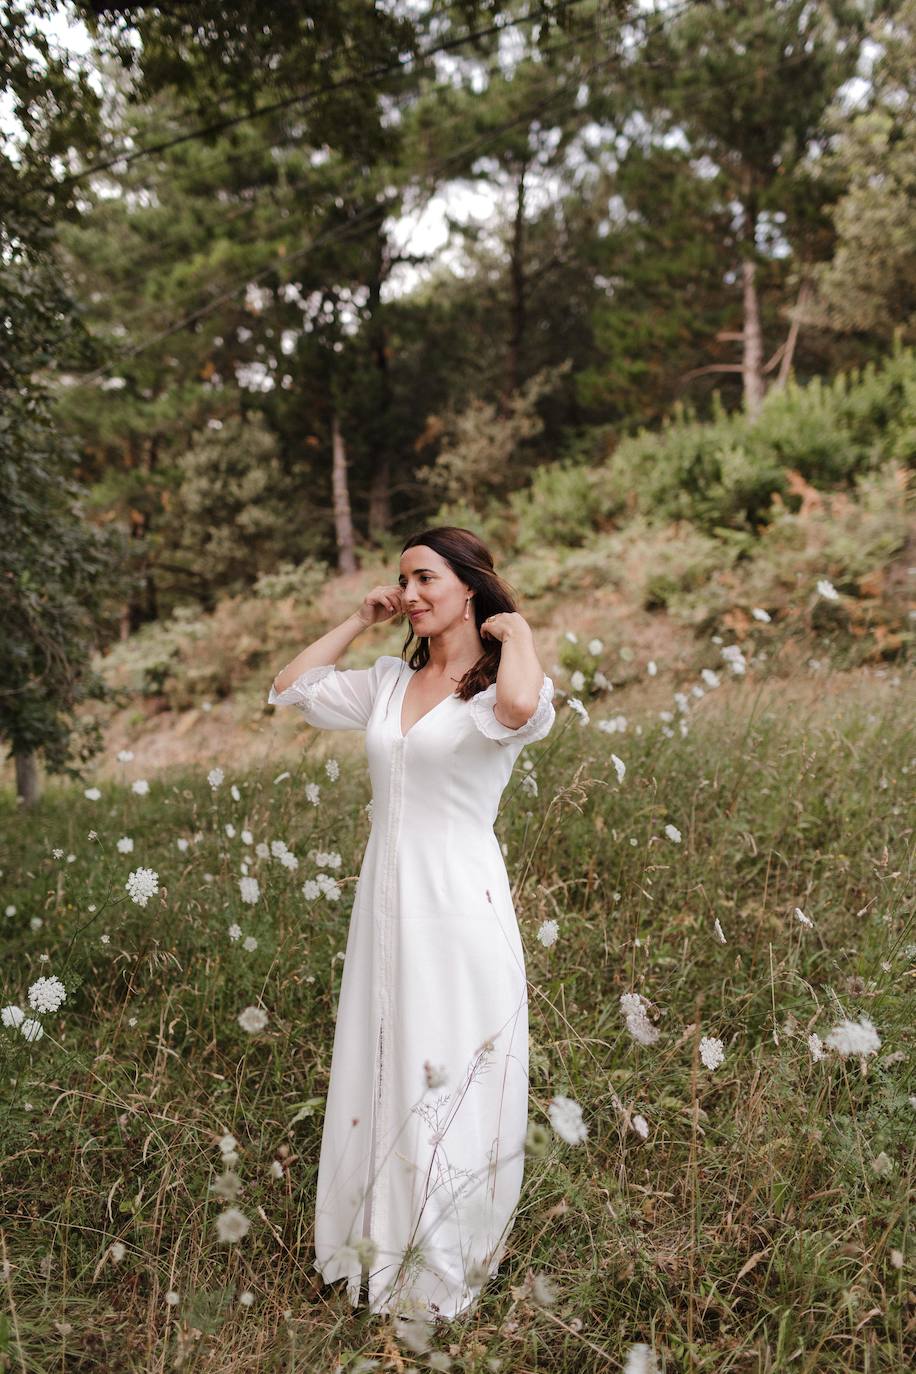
[{"xmin": 409, "ymin": 610, "xmax": 427, "ymax": 619}]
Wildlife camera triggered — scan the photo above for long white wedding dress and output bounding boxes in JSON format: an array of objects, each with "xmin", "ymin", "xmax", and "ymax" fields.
[{"xmin": 267, "ymin": 653, "xmax": 556, "ymax": 1320}]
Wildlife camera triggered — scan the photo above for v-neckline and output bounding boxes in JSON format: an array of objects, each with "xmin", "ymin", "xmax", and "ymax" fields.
[{"xmin": 397, "ymin": 667, "xmax": 457, "ymax": 739}]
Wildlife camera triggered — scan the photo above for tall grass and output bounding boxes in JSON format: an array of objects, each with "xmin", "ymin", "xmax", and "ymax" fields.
[{"xmin": 1, "ymin": 669, "xmax": 912, "ymax": 1372}]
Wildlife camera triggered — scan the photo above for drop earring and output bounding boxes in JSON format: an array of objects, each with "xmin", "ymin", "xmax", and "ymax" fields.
[{"xmin": 464, "ymin": 595, "xmax": 472, "ymax": 621}]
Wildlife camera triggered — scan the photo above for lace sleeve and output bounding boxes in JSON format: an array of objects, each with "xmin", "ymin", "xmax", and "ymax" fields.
[
  {"xmin": 469, "ymin": 673, "xmax": 556, "ymax": 747},
  {"xmin": 267, "ymin": 656, "xmax": 401, "ymax": 732}
]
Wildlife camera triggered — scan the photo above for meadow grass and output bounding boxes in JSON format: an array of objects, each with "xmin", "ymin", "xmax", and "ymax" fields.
[{"xmin": 0, "ymin": 669, "xmax": 913, "ymax": 1373}]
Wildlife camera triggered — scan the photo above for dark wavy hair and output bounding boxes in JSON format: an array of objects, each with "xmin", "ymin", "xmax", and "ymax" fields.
[{"xmin": 396, "ymin": 526, "xmax": 522, "ymax": 699}]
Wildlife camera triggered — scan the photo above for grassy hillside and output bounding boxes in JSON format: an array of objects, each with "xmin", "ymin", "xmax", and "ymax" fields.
[{"xmin": 1, "ymin": 609, "xmax": 913, "ymax": 1370}]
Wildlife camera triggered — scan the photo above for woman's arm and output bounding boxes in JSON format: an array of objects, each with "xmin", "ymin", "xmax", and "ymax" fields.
[
  {"xmin": 271, "ymin": 612, "xmax": 368, "ymax": 696},
  {"xmin": 485, "ymin": 615, "xmax": 546, "ymax": 729}
]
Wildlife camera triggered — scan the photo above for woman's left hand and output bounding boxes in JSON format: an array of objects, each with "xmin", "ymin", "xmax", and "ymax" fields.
[{"xmin": 480, "ymin": 611, "xmax": 531, "ymax": 643}]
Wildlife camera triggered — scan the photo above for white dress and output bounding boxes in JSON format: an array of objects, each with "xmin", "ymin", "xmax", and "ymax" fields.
[{"xmin": 267, "ymin": 653, "xmax": 556, "ymax": 1321}]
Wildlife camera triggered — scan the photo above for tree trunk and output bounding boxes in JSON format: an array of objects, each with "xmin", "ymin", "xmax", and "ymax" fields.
[
  {"xmin": 367, "ymin": 222, "xmax": 392, "ymax": 545},
  {"xmin": 775, "ymin": 279, "xmax": 812, "ymax": 388},
  {"xmin": 15, "ymin": 751, "xmax": 39, "ymax": 807},
  {"xmin": 503, "ymin": 164, "xmax": 528, "ymax": 410},
  {"xmin": 331, "ymin": 410, "xmax": 359, "ymax": 575},
  {"xmin": 740, "ymin": 182, "xmax": 765, "ymax": 420}
]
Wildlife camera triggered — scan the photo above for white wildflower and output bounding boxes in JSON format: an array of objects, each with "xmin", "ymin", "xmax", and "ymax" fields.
[
  {"xmin": 325, "ymin": 758, "xmax": 340, "ymax": 781},
  {"xmin": 109, "ymin": 1241, "xmax": 126, "ymax": 1262},
  {"xmin": 568, "ymin": 697, "xmax": 589, "ymax": 725},
  {"xmin": 588, "ymin": 638, "xmax": 603, "ymax": 656},
  {"xmin": 218, "ymin": 1134, "xmax": 237, "ymax": 1155},
  {"xmin": 215, "ymin": 1207, "xmax": 250, "ymax": 1243},
  {"xmin": 623, "ymin": 1344, "xmax": 659, "ymax": 1374},
  {"xmin": 20, "ymin": 1018, "xmax": 44, "ymax": 1042},
  {"xmin": 242, "ymin": 935, "xmax": 258, "ymax": 953},
  {"xmin": 611, "ymin": 753, "xmax": 626, "ymax": 783},
  {"xmin": 2, "ymin": 1004, "xmax": 25, "ymax": 1029},
  {"xmin": 570, "ymin": 669, "xmax": 586, "ymax": 692},
  {"xmin": 224, "ymin": 823, "xmax": 236, "ymax": 839},
  {"xmin": 701, "ymin": 668, "xmax": 720, "ymax": 688},
  {"xmin": 116, "ymin": 749, "xmax": 134, "ymax": 763},
  {"xmin": 52, "ymin": 849, "xmax": 63, "ymax": 859},
  {"xmin": 302, "ymin": 879, "xmax": 320, "ymax": 900},
  {"xmin": 279, "ymin": 850, "xmax": 299, "ymax": 870},
  {"xmin": 647, "ymin": 660, "xmax": 657, "ymax": 676},
  {"xmin": 84, "ymin": 787, "xmax": 101, "ymax": 801},
  {"xmin": 699, "ymin": 1035, "xmax": 725, "ymax": 1071},
  {"xmin": 27, "ymin": 975, "xmax": 67, "ymax": 1014},
  {"xmin": 520, "ymin": 772, "xmax": 539, "ymax": 797},
  {"xmin": 239, "ymin": 876, "xmax": 260, "ymax": 905},
  {"xmin": 270, "ymin": 839, "xmax": 288, "ymax": 858},
  {"xmin": 631, "ymin": 1113, "xmax": 649, "ymax": 1140},
  {"xmin": 176, "ymin": 837, "xmax": 189, "ymax": 852},
  {"xmin": 664, "ymin": 823, "xmax": 681, "ymax": 843},
  {"xmin": 751, "ymin": 607, "xmax": 771, "ymax": 622},
  {"xmin": 721, "ymin": 644, "xmax": 746, "ymax": 675},
  {"xmin": 238, "ymin": 1290, "xmax": 255, "ymax": 1307},
  {"xmin": 227, "ymin": 923, "xmax": 242, "ymax": 941},
  {"xmin": 131, "ymin": 779, "xmax": 149, "ymax": 796},
  {"xmin": 30, "ymin": 916, "xmax": 43, "ymax": 930},
  {"xmin": 125, "ymin": 867, "xmax": 159, "ymax": 907},
  {"xmin": 620, "ymin": 992, "xmax": 660, "ymax": 1046},
  {"xmin": 537, "ymin": 919, "xmax": 559, "ymax": 948},
  {"xmin": 116, "ymin": 836, "xmax": 134, "ymax": 854},
  {"xmin": 230, "ymin": 784, "xmax": 241, "ymax": 801},
  {"xmin": 207, "ymin": 767, "xmax": 224, "ymax": 789},
  {"xmin": 817, "ymin": 578, "xmax": 839, "ymax": 600},
  {"xmin": 808, "ymin": 1032, "xmax": 825, "ymax": 1062},
  {"xmin": 241, "ymin": 829, "xmax": 253, "ymax": 846},
  {"xmin": 255, "ymin": 842, "xmax": 270, "ymax": 859},
  {"xmin": 794, "ymin": 906, "xmax": 814, "ymax": 928},
  {"xmin": 237, "ymin": 1005, "xmax": 267, "ymax": 1033},
  {"xmin": 824, "ymin": 1015, "xmax": 880, "ymax": 1059},
  {"xmin": 564, "ymin": 631, "xmax": 578, "ymax": 644},
  {"xmin": 273, "ymin": 770, "xmax": 290, "ymax": 784},
  {"xmin": 304, "ymin": 782, "xmax": 320, "ymax": 805},
  {"xmin": 530, "ymin": 1273, "xmax": 558, "ymax": 1306},
  {"xmin": 165, "ymin": 1290, "xmax": 179, "ymax": 1306},
  {"xmin": 713, "ymin": 918, "xmax": 727, "ymax": 944},
  {"xmin": 547, "ymin": 1094, "xmax": 588, "ymax": 1145}
]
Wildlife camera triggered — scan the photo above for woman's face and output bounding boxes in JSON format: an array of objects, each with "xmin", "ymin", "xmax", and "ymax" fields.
[{"xmin": 398, "ymin": 546, "xmax": 469, "ymax": 636}]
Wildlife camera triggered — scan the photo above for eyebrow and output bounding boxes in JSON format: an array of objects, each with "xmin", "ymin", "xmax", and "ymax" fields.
[{"xmin": 398, "ymin": 568, "xmax": 435, "ymax": 580}]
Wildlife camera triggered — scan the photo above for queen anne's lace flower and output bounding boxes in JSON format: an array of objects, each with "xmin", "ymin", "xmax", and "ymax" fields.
[
  {"xmin": 794, "ymin": 906, "xmax": 814, "ymax": 928},
  {"xmin": 817, "ymin": 578, "xmax": 839, "ymax": 600},
  {"xmin": 27, "ymin": 975, "xmax": 67, "ymax": 1014},
  {"xmin": 537, "ymin": 919, "xmax": 559, "ymax": 948},
  {"xmin": 215, "ymin": 1206, "xmax": 250, "ymax": 1243},
  {"xmin": 2, "ymin": 1004, "xmax": 25, "ymax": 1029},
  {"xmin": 699, "ymin": 1035, "xmax": 725, "ymax": 1070},
  {"xmin": 664, "ymin": 823, "xmax": 682, "ymax": 843},
  {"xmin": 237, "ymin": 1005, "xmax": 267, "ymax": 1033},
  {"xmin": 239, "ymin": 876, "xmax": 260, "ymax": 905},
  {"xmin": 808, "ymin": 1032, "xmax": 825, "ymax": 1062},
  {"xmin": 547, "ymin": 1094, "xmax": 588, "ymax": 1144},
  {"xmin": 623, "ymin": 1345, "xmax": 659, "ymax": 1374},
  {"xmin": 125, "ymin": 867, "xmax": 159, "ymax": 906},
  {"xmin": 131, "ymin": 778, "xmax": 149, "ymax": 796},
  {"xmin": 620, "ymin": 992, "xmax": 660, "ymax": 1046},
  {"xmin": 116, "ymin": 836, "xmax": 134, "ymax": 854},
  {"xmin": 20, "ymin": 1018, "xmax": 44, "ymax": 1042},
  {"xmin": 207, "ymin": 767, "xmax": 224, "ymax": 789},
  {"xmin": 824, "ymin": 1015, "xmax": 880, "ymax": 1059}
]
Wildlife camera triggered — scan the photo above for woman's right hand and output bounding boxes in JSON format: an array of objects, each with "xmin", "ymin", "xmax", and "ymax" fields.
[{"xmin": 355, "ymin": 584, "xmax": 406, "ymax": 627}]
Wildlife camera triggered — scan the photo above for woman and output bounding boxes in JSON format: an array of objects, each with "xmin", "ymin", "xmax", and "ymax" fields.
[{"xmin": 268, "ymin": 526, "xmax": 556, "ymax": 1322}]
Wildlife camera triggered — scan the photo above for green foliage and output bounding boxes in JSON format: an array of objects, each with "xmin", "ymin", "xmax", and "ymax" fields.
[
  {"xmin": 509, "ymin": 459, "xmax": 609, "ymax": 552},
  {"xmin": 159, "ymin": 413, "xmax": 324, "ymax": 604},
  {"xmin": 597, "ymin": 346, "xmax": 916, "ymax": 534},
  {"xmin": 252, "ymin": 557, "xmax": 330, "ymax": 602}
]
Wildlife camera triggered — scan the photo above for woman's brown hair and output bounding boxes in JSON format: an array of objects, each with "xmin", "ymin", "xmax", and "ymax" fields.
[{"xmin": 397, "ymin": 526, "xmax": 521, "ymax": 699}]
